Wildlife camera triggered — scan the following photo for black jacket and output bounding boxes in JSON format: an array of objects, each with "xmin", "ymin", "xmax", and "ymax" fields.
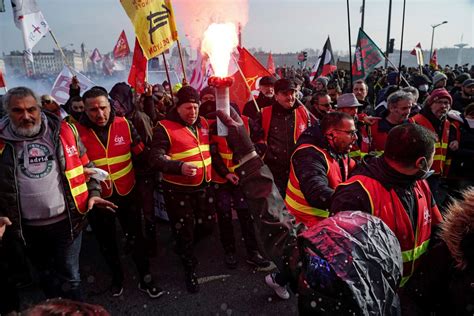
[
  {"xmin": 0, "ymin": 112, "xmax": 101, "ymax": 243},
  {"xmin": 291, "ymin": 125, "xmax": 354, "ymax": 210},
  {"xmin": 242, "ymin": 92, "xmax": 274, "ymax": 120},
  {"xmin": 253, "ymin": 100, "xmax": 312, "ymax": 193},
  {"xmin": 148, "ymin": 109, "xmax": 209, "ymax": 192},
  {"xmin": 452, "ymin": 91, "xmax": 474, "ymax": 112}
]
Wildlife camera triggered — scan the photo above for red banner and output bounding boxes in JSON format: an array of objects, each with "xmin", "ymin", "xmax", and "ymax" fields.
[
  {"xmin": 230, "ymin": 47, "xmax": 272, "ymax": 111},
  {"xmin": 267, "ymin": 52, "xmax": 275, "ymax": 75},
  {"xmin": 0, "ymin": 69, "xmax": 5, "ymax": 88},
  {"xmin": 113, "ymin": 30, "xmax": 131, "ymax": 59},
  {"xmin": 128, "ymin": 38, "xmax": 147, "ymax": 93}
]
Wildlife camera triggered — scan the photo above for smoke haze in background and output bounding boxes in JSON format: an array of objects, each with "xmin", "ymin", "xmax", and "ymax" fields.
[{"xmin": 173, "ymin": 0, "xmax": 248, "ymax": 49}]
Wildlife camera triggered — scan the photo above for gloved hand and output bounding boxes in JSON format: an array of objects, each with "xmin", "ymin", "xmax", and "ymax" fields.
[{"xmin": 216, "ymin": 107, "xmax": 255, "ymax": 161}]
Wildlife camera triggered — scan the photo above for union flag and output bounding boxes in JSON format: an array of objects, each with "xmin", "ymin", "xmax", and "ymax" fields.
[{"xmin": 113, "ymin": 30, "xmax": 131, "ymax": 58}]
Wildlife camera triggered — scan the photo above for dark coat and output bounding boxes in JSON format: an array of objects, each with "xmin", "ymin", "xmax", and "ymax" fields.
[{"xmin": 0, "ymin": 112, "xmax": 101, "ymax": 243}]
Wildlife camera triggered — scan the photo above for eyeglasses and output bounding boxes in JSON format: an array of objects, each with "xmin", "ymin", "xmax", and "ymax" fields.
[
  {"xmin": 433, "ymin": 100, "xmax": 451, "ymax": 106},
  {"xmin": 42, "ymin": 100, "xmax": 52, "ymax": 104},
  {"xmin": 335, "ymin": 129, "xmax": 358, "ymax": 137}
]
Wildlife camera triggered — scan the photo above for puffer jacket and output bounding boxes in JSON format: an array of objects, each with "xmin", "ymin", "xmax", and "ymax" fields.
[{"xmin": 0, "ymin": 112, "xmax": 101, "ymax": 243}]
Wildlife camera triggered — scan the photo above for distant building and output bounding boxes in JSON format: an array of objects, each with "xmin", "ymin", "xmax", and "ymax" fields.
[{"xmin": 4, "ymin": 49, "xmax": 84, "ymax": 76}]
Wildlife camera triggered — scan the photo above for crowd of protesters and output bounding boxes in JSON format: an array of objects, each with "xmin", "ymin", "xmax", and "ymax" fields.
[{"xmin": 0, "ymin": 60, "xmax": 473, "ymax": 315}]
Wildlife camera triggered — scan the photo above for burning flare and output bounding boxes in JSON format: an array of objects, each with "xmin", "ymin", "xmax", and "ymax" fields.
[{"xmin": 201, "ymin": 23, "xmax": 238, "ymax": 77}]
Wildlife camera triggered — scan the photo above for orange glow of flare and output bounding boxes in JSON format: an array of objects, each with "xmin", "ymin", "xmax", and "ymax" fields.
[{"xmin": 201, "ymin": 23, "xmax": 238, "ymax": 78}]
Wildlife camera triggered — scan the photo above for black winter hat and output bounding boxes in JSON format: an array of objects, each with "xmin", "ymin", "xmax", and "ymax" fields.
[
  {"xmin": 455, "ymin": 73, "xmax": 471, "ymax": 84},
  {"xmin": 274, "ymin": 78, "xmax": 296, "ymax": 93},
  {"xmin": 260, "ymin": 76, "xmax": 276, "ymax": 86},
  {"xmin": 199, "ymin": 86, "xmax": 216, "ymax": 100},
  {"xmin": 176, "ymin": 86, "xmax": 200, "ymax": 106},
  {"xmin": 411, "ymin": 74, "xmax": 432, "ymax": 87}
]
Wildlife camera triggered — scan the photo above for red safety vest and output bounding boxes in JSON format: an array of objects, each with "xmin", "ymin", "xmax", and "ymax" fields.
[
  {"xmin": 261, "ymin": 105, "xmax": 310, "ymax": 143},
  {"xmin": 340, "ymin": 175, "xmax": 443, "ymax": 286},
  {"xmin": 211, "ymin": 116, "xmax": 250, "ymax": 184},
  {"xmin": 159, "ymin": 117, "xmax": 212, "ymax": 186},
  {"xmin": 362, "ymin": 120, "xmax": 390, "ymax": 156},
  {"xmin": 76, "ymin": 117, "xmax": 140, "ymax": 198},
  {"xmin": 285, "ymin": 144, "xmax": 356, "ymax": 227},
  {"xmin": 0, "ymin": 122, "xmax": 90, "ymax": 214},
  {"xmin": 410, "ymin": 114, "xmax": 450, "ymax": 176}
]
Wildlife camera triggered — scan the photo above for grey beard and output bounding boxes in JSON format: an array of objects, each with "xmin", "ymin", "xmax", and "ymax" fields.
[{"xmin": 11, "ymin": 121, "xmax": 41, "ymax": 137}]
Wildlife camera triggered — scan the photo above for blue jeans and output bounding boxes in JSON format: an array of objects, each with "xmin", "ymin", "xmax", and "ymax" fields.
[{"xmin": 23, "ymin": 218, "xmax": 83, "ymax": 301}]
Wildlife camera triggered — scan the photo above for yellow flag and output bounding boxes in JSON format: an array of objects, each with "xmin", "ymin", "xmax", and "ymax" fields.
[{"xmin": 120, "ymin": 0, "xmax": 178, "ymax": 60}]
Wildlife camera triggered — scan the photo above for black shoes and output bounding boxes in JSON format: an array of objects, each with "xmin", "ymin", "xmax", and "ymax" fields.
[
  {"xmin": 138, "ymin": 281, "xmax": 165, "ymax": 299},
  {"xmin": 246, "ymin": 252, "xmax": 273, "ymax": 270}
]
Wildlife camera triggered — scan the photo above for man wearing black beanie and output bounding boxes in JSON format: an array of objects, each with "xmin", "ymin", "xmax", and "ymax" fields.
[{"xmin": 149, "ymin": 86, "xmax": 215, "ymax": 294}]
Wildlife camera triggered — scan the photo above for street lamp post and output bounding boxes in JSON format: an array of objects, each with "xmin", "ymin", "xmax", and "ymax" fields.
[{"xmin": 430, "ymin": 21, "xmax": 447, "ymax": 60}]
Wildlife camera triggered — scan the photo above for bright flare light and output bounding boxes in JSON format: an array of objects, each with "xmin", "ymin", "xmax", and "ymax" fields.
[{"xmin": 201, "ymin": 23, "xmax": 238, "ymax": 78}]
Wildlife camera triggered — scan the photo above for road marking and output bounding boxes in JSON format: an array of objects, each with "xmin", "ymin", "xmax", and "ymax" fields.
[{"xmin": 198, "ymin": 274, "xmax": 231, "ymax": 284}]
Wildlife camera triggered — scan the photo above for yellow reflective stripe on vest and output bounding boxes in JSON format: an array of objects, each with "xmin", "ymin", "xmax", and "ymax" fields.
[
  {"xmin": 186, "ymin": 157, "xmax": 212, "ymax": 168},
  {"xmin": 219, "ymin": 152, "xmax": 233, "ymax": 160},
  {"xmin": 287, "ymin": 180, "xmax": 305, "ymax": 200},
  {"xmin": 93, "ymin": 153, "xmax": 131, "ymax": 167},
  {"xmin": 110, "ymin": 161, "xmax": 133, "ymax": 181},
  {"xmin": 70, "ymin": 182, "xmax": 88, "ymax": 198},
  {"xmin": 228, "ymin": 164, "xmax": 241, "ymax": 173},
  {"xmin": 401, "ymin": 239, "xmax": 430, "ymax": 263},
  {"xmin": 65, "ymin": 165, "xmax": 84, "ymax": 179},
  {"xmin": 285, "ymin": 194, "xmax": 330, "ymax": 218},
  {"xmin": 433, "ymin": 154, "xmax": 446, "ymax": 162},
  {"xmin": 435, "ymin": 142, "xmax": 448, "ymax": 149},
  {"xmin": 170, "ymin": 145, "xmax": 210, "ymax": 160},
  {"xmin": 349, "ymin": 150, "xmax": 362, "ymax": 158}
]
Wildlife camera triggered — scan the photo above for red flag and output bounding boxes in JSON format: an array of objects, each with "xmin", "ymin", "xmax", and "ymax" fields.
[
  {"xmin": 90, "ymin": 48, "xmax": 102, "ymax": 63},
  {"xmin": 267, "ymin": 52, "xmax": 275, "ymax": 75},
  {"xmin": 410, "ymin": 42, "xmax": 422, "ymax": 55},
  {"xmin": 0, "ymin": 69, "xmax": 6, "ymax": 88},
  {"xmin": 102, "ymin": 54, "xmax": 114, "ymax": 76},
  {"xmin": 128, "ymin": 38, "xmax": 147, "ymax": 94},
  {"xmin": 230, "ymin": 47, "xmax": 272, "ymax": 112},
  {"xmin": 113, "ymin": 30, "xmax": 131, "ymax": 59},
  {"xmin": 430, "ymin": 49, "xmax": 438, "ymax": 70},
  {"xmin": 311, "ymin": 36, "xmax": 337, "ymax": 81}
]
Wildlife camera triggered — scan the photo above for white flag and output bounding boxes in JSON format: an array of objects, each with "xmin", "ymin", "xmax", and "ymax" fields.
[
  {"xmin": 11, "ymin": 0, "xmax": 50, "ymax": 62},
  {"xmin": 51, "ymin": 67, "xmax": 95, "ymax": 104}
]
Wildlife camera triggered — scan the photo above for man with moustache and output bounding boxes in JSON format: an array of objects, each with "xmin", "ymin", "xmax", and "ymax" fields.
[
  {"xmin": 149, "ymin": 86, "xmax": 214, "ymax": 293},
  {"xmin": 253, "ymin": 78, "xmax": 312, "ymax": 198},
  {"xmin": 242, "ymin": 76, "xmax": 276, "ymax": 120},
  {"xmin": 0, "ymin": 87, "xmax": 115, "ymax": 310},
  {"xmin": 409, "ymin": 88, "xmax": 452, "ymax": 205}
]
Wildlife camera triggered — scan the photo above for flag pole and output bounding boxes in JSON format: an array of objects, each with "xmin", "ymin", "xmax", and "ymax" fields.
[
  {"xmin": 346, "ymin": 0, "xmax": 353, "ymax": 90},
  {"xmin": 231, "ymin": 53, "xmax": 260, "ymax": 113},
  {"xmin": 397, "ymin": 0, "xmax": 407, "ymax": 88},
  {"xmin": 162, "ymin": 52, "xmax": 175, "ymax": 107},
  {"xmin": 176, "ymin": 39, "xmax": 188, "ymax": 84},
  {"xmin": 48, "ymin": 30, "xmax": 75, "ymax": 74}
]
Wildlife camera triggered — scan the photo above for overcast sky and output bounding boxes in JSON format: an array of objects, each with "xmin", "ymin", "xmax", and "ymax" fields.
[{"xmin": 0, "ymin": 0, "xmax": 472, "ymax": 56}]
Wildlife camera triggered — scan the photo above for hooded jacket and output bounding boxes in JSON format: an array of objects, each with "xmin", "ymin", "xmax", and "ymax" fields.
[{"xmin": 0, "ymin": 111, "xmax": 101, "ymax": 242}]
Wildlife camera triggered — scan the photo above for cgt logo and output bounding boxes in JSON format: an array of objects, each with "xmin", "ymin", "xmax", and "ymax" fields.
[
  {"xmin": 423, "ymin": 207, "xmax": 431, "ymax": 226},
  {"xmin": 65, "ymin": 144, "xmax": 78, "ymax": 157},
  {"xmin": 114, "ymin": 135, "xmax": 125, "ymax": 146}
]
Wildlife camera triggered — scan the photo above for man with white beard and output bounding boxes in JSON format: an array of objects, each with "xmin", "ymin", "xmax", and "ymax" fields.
[
  {"xmin": 242, "ymin": 76, "xmax": 276, "ymax": 120},
  {"xmin": 0, "ymin": 87, "xmax": 115, "ymax": 312}
]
